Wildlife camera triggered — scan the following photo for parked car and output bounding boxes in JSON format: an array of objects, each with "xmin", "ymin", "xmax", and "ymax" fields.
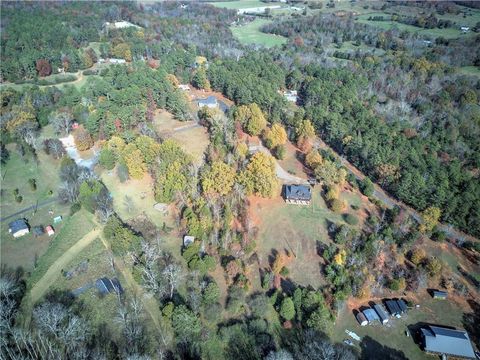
[{"xmin": 343, "ymin": 339, "xmax": 354, "ymax": 346}]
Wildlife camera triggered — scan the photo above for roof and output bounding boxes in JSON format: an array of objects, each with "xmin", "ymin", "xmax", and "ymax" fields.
[
  {"xmin": 8, "ymin": 219, "xmax": 29, "ymax": 233},
  {"xmin": 363, "ymin": 308, "xmax": 379, "ymax": 322},
  {"xmin": 373, "ymin": 304, "xmax": 388, "ymax": 322},
  {"xmin": 421, "ymin": 326, "xmax": 475, "ymax": 358},
  {"xmin": 385, "ymin": 300, "xmax": 401, "ymax": 315},
  {"xmin": 198, "ymin": 96, "xmax": 217, "ymax": 106},
  {"xmin": 356, "ymin": 312, "xmax": 367, "ymax": 324},
  {"xmin": 433, "ymin": 290, "xmax": 447, "ymax": 298},
  {"xmin": 396, "ymin": 299, "xmax": 408, "ymax": 312},
  {"xmin": 284, "ymin": 184, "xmax": 312, "ymax": 201},
  {"xmin": 32, "ymin": 226, "xmax": 44, "ymax": 235},
  {"xmin": 95, "ymin": 277, "xmax": 124, "ymax": 295}
]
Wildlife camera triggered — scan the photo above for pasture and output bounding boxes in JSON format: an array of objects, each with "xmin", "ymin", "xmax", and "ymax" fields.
[{"xmin": 231, "ymin": 19, "xmax": 287, "ymax": 47}]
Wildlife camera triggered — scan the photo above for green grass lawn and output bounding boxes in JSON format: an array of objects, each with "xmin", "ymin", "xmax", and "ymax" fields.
[
  {"xmin": 25, "ymin": 209, "xmax": 95, "ymax": 289},
  {"xmin": 333, "ymin": 297, "xmax": 468, "ymax": 359},
  {"xmin": 231, "ymin": 19, "xmax": 287, "ymax": 47}
]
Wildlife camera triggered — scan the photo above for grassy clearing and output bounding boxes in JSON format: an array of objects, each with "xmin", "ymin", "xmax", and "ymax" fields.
[
  {"xmin": 333, "ymin": 296, "xmax": 468, "ymax": 359},
  {"xmin": 25, "ymin": 209, "xmax": 95, "ymax": 289},
  {"xmin": 277, "ymin": 142, "xmax": 308, "ymax": 178},
  {"xmin": 231, "ymin": 19, "xmax": 287, "ymax": 47},
  {"xmin": 153, "ymin": 110, "xmax": 209, "ymax": 165}
]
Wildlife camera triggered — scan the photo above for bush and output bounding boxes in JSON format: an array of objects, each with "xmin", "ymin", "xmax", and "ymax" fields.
[
  {"xmin": 99, "ymin": 148, "xmax": 116, "ymax": 170},
  {"xmin": 329, "ymin": 199, "xmax": 346, "ymax": 213},
  {"xmin": 343, "ymin": 213, "xmax": 359, "ymax": 225},
  {"xmin": 279, "ymin": 266, "xmax": 289, "ymax": 276},
  {"xmin": 388, "ymin": 277, "xmax": 406, "ymax": 291},
  {"xmin": 360, "ymin": 177, "xmax": 374, "ymax": 197},
  {"xmin": 325, "ymin": 185, "xmax": 340, "ymax": 202},
  {"xmin": 28, "ymin": 178, "xmax": 36, "ymax": 191},
  {"xmin": 274, "ymin": 145, "xmax": 286, "ymax": 160},
  {"xmin": 70, "ymin": 202, "xmax": 81, "ymax": 215},
  {"xmin": 279, "ymin": 297, "xmax": 295, "ymax": 321},
  {"xmin": 82, "ymin": 69, "xmax": 98, "ymax": 76},
  {"xmin": 15, "ymin": 195, "xmax": 23, "ymax": 203},
  {"xmin": 432, "ymin": 229, "xmax": 446, "ymax": 242}
]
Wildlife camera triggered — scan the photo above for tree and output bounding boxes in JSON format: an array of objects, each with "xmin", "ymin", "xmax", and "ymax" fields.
[
  {"xmin": 419, "ymin": 206, "xmax": 441, "ymax": 233},
  {"xmin": 410, "ymin": 248, "xmax": 426, "ymax": 266},
  {"xmin": 305, "ymin": 150, "xmax": 322, "ymax": 169},
  {"xmin": 280, "ymin": 297, "xmax": 295, "ymax": 321},
  {"xmin": 264, "ymin": 123, "xmax": 287, "ymax": 149},
  {"xmin": 426, "ymin": 257, "xmax": 442, "ymax": 277},
  {"xmin": 296, "ymin": 120, "xmax": 315, "ymax": 150},
  {"xmin": 163, "ymin": 263, "xmax": 183, "ymax": 299},
  {"xmin": 99, "ymin": 147, "xmax": 116, "ymax": 169},
  {"xmin": 201, "ymin": 161, "xmax": 236, "ymax": 196},
  {"xmin": 121, "ymin": 143, "xmax": 146, "ymax": 179},
  {"xmin": 112, "ymin": 43, "xmax": 132, "ymax": 61},
  {"xmin": 239, "ymin": 152, "xmax": 278, "ymax": 198},
  {"xmin": 266, "ymin": 350, "xmax": 294, "ymax": 360},
  {"xmin": 45, "ymin": 139, "xmax": 66, "ymax": 159},
  {"xmin": 73, "ymin": 126, "xmax": 93, "ymax": 151},
  {"xmin": 360, "ymin": 177, "xmax": 374, "ymax": 197},
  {"xmin": 36, "ymin": 59, "xmax": 51, "ymax": 77},
  {"xmin": 202, "ymin": 282, "xmax": 220, "ymax": 305},
  {"xmin": 134, "ymin": 135, "xmax": 160, "ymax": 167},
  {"xmin": 235, "ymin": 103, "xmax": 267, "ymax": 136},
  {"xmin": 314, "ymin": 160, "xmax": 346, "ymax": 186},
  {"xmin": 192, "ymin": 68, "xmax": 210, "ymax": 91},
  {"xmin": 171, "ymin": 305, "xmax": 201, "ymax": 344},
  {"xmin": 49, "ymin": 109, "xmax": 73, "ymax": 136}
]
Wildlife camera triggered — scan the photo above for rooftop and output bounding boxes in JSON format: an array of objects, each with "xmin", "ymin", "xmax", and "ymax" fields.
[
  {"xmin": 8, "ymin": 219, "xmax": 29, "ymax": 233},
  {"xmin": 198, "ymin": 96, "xmax": 218, "ymax": 105},
  {"xmin": 421, "ymin": 326, "xmax": 475, "ymax": 359},
  {"xmin": 284, "ymin": 184, "xmax": 311, "ymax": 201}
]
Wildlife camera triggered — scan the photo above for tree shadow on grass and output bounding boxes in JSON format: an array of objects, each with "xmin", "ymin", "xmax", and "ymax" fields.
[{"xmin": 359, "ymin": 336, "xmax": 409, "ymax": 360}]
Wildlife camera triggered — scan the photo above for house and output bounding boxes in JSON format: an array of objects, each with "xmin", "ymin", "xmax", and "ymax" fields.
[
  {"xmin": 284, "ymin": 184, "xmax": 312, "ymax": 205},
  {"xmin": 421, "ymin": 326, "xmax": 475, "ymax": 359},
  {"xmin": 461, "ymin": 26, "xmax": 470, "ymax": 33},
  {"xmin": 237, "ymin": 5, "xmax": 281, "ymax": 14},
  {"xmin": 180, "ymin": 3, "xmax": 188, "ymax": 9},
  {"xmin": 198, "ymin": 96, "xmax": 218, "ymax": 109},
  {"xmin": 103, "ymin": 21, "xmax": 141, "ymax": 30},
  {"xmin": 8, "ymin": 219, "xmax": 29, "ymax": 238},
  {"xmin": 385, "ymin": 299, "xmax": 402, "ymax": 317},
  {"xmin": 362, "ymin": 308, "xmax": 380, "ymax": 323},
  {"xmin": 373, "ymin": 304, "xmax": 389, "ymax": 324},
  {"xmin": 356, "ymin": 312, "xmax": 368, "ymax": 326},
  {"xmin": 183, "ymin": 235, "xmax": 195, "ymax": 247},
  {"xmin": 45, "ymin": 225, "xmax": 55, "ymax": 236},
  {"xmin": 178, "ymin": 84, "xmax": 190, "ymax": 91},
  {"xmin": 109, "ymin": 58, "xmax": 127, "ymax": 64},
  {"xmin": 95, "ymin": 277, "xmax": 124, "ymax": 295},
  {"xmin": 53, "ymin": 216, "xmax": 63, "ymax": 224},
  {"xmin": 282, "ymin": 90, "xmax": 298, "ymax": 102},
  {"xmin": 32, "ymin": 226, "xmax": 44, "ymax": 237},
  {"xmin": 432, "ymin": 290, "xmax": 448, "ymax": 300}
]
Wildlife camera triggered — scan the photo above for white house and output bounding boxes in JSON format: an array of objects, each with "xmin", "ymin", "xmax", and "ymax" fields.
[
  {"xmin": 282, "ymin": 90, "xmax": 298, "ymax": 102},
  {"xmin": 460, "ymin": 26, "xmax": 470, "ymax": 33},
  {"xmin": 178, "ymin": 84, "xmax": 190, "ymax": 91},
  {"xmin": 104, "ymin": 21, "xmax": 141, "ymax": 30},
  {"xmin": 109, "ymin": 58, "xmax": 127, "ymax": 64},
  {"xmin": 198, "ymin": 96, "xmax": 218, "ymax": 109},
  {"xmin": 237, "ymin": 5, "xmax": 281, "ymax": 14}
]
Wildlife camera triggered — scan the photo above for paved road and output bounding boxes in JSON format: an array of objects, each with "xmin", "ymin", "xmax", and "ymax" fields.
[
  {"xmin": 314, "ymin": 138, "xmax": 478, "ymax": 243},
  {"xmin": 1, "ymin": 197, "xmax": 59, "ymax": 222}
]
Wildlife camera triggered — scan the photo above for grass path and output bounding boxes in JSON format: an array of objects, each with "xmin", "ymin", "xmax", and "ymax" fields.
[{"xmin": 23, "ymin": 228, "xmax": 101, "ymax": 324}]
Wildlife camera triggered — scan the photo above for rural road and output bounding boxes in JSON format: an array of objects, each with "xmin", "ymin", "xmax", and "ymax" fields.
[
  {"xmin": 252, "ymin": 144, "xmax": 309, "ymax": 185},
  {"xmin": 1, "ymin": 197, "xmax": 59, "ymax": 222},
  {"xmin": 23, "ymin": 229, "xmax": 101, "ymax": 324},
  {"xmin": 314, "ymin": 138, "xmax": 478, "ymax": 244}
]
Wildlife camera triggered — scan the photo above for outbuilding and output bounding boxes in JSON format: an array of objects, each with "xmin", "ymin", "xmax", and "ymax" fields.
[
  {"xmin": 95, "ymin": 277, "xmax": 124, "ymax": 295},
  {"xmin": 45, "ymin": 225, "xmax": 55, "ymax": 236},
  {"xmin": 385, "ymin": 299, "xmax": 402, "ymax": 317},
  {"xmin": 53, "ymin": 216, "xmax": 63, "ymax": 224},
  {"xmin": 421, "ymin": 326, "xmax": 475, "ymax": 359},
  {"xmin": 356, "ymin": 312, "xmax": 368, "ymax": 326},
  {"xmin": 396, "ymin": 299, "xmax": 408, "ymax": 313},
  {"xmin": 362, "ymin": 308, "xmax": 380, "ymax": 323},
  {"xmin": 373, "ymin": 304, "xmax": 389, "ymax": 324},
  {"xmin": 432, "ymin": 290, "xmax": 447, "ymax": 300},
  {"xmin": 32, "ymin": 226, "xmax": 44, "ymax": 237},
  {"xmin": 183, "ymin": 235, "xmax": 195, "ymax": 247},
  {"xmin": 8, "ymin": 219, "xmax": 30, "ymax": 238}
]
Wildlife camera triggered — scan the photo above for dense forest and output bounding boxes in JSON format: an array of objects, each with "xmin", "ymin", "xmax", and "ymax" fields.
[{"xmin": 1, "ymin": 1, "xmax": 479, "ymax": 359}]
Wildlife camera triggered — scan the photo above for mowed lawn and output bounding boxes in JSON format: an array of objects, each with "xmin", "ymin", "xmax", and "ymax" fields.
[
  {"xmin": 209, "ymin": 1, "xmax": 278, "ymax": 10},
  {"xmin": 231, "ymin": 19, "xmax": 287, "ymax": 47},
  {"xmin": 333, "ymin": 296, "xmax": 469, "ymax": 360},
  {"xmin": 253, "ymin": 188, "xmax": 362, "ymax": 289},
  {"xmin": 1, "ymin": 144, "xmax": 70, "ymax": 271},
  {"xmin": 153, "ymin": 110, "xmax": 209, "ymax": 165}
]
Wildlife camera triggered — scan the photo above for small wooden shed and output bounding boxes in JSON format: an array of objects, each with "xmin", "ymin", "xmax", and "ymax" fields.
[{"xmin": 356, "ymin": 312, "xmax": 368, "ymax": 326}]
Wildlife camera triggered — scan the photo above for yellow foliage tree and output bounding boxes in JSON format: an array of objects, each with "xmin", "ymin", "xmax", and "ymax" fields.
[
  {"xmin": 234, "ymin": 103, "xmax": 267, "ymax": 136},
  {"xmin": 264, "ymin": 123, "xmax": 287, "ymax": 149},
  {"xmin": 236, "ymin": 142, "xmax": 249, "ymax": 159},
  {"xmin": 419, "ymin": 206, "xmax": 441, "ymax": 233},
  {"xmin": 166, "ymin": 74, "xmax": 180, "ymax": 86},
  {"xmin": 122, "ymin": 143, "xmax": 146, "ymax": 179},
  {"xmin": 333, "ymin": 249, "xmax": 347, "ymax": 266},
  {"xmin": 410, "ymin": 248, "xmax": 426, "ymax": 266},
  {"xmin": 238, "ymin": 152, "xmax": 278, "ymax": 198},
  {"xmin": 134, "ymin": 135, "xmax": 161, "ymax": 166},
  {"xmin": 107, "ymin": 136, "xmax": 126, "ymax": 155},
  {"xmin": 202, "ymin": 161, "xmax": 236, "ymax": 196},
  {"xmin": 305, "ymin": 149, "xmax": 323, "ymax": 169},
  {"xmin": 112, "ymin": 43, "xmax": 132, "ymax": 61},
  {"xmin": 296, "ymin": 119, "xmax": 315, "ymax": 143}
]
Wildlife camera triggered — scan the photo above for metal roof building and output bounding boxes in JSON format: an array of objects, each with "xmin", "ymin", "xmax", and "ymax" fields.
[
  {"xmin": 396, "ymin": 299, "xmax": 408, "ymax": 313},
  {"xmin": 385, "ymin": 300, "xmax": 402, "ymax": 317},
  {"xmin": 373, "ymin": 304, "xmax": 389, "ymax": 324},
  {"xmin": 362, "ymin": 308, "xmax": 380, "ymax": 323},
  {"xmin": 432, "ymin": 290, "xmax": 448, "ymax": 299},
  {"xmin": 421, "ymin": 326, "xmax": 475, "ymax": 359},
  {"xmin": 356, "ymin": 312, "xmax": 368, "ymax": 326},
  {"xmin": 284, "ymin": 184, "xmax": 312, "ymax": 205}
]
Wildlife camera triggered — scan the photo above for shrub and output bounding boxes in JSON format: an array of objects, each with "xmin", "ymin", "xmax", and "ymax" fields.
[
  {"xmin": 432, "ymin": 229, "xmax": 446, "ymax": 242},
  {"xmin": 28, "ymin": 178, "xmax": 37, "ymax": 191},
  {"xmin": 279, "ymin": 297, "xmax": 295, "ymax": 321},
  {"xmin": 426, "ymin": 257, "xmax": 442, "ymax": 277},
  {"xmin": 274, "ymin": 145, "xmax": 286, "ymax": 160},
  {"xmin": 343, "ymin": 213, "xmax": 359, "ymax": 225},
  {"xmin": 99, "ymin": 148, "xmax": 116, "ymax": 170},
  {"xmin": 15, "ymin": 195, "xmax": 23, "ymax": 203},
  {"xmin": 329, "ymin": 199, "xmax": 346, "ymax": 213},
  {"xmin": 360, "ymin": 177, "xmax": 374, "ymax": 197},
  {"xmin": 388, "ymin": 277, "xmax": 406, "ymax": 291},
  {"xmin": 279, "ymin": 266, "xmax": 289, "ymax": 277},
  {"xmin": 410, "ymin": 248, "xmax": 426, "ymax": 266},
  {"xmin": 325, "ymin": 185, "xmax": 340, "ymax": 202},
  {"xmin": 70, "ymin": 202, "xmax": 81, "ymax": 215}
]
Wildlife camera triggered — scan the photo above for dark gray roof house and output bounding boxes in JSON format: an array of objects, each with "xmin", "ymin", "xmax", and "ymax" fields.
[
  {"xmin": 198, "ymin": 96, "xmax": 218, "ymax": 109},
  {"xmin": 385, "ymin": 299, "xmax": 402, "ymax": 317},
  {"xmin": 95, "ymin": 277, "xmax": 124, "ymax": 295},
  {"xmin": 8, "ymin": 219, "xmax": 30, "ymax": 238},
  {"xmin": 284, "ymin": 184, "xmax": 312, "ymax": 204},
  {"xmin": 373, "ymin": 304, "xmax": 389, "ymax": 324},
  {"xmin": 421, "ymin": 326, "xmax": 475, "ymax": 359},
  {"xmin": 32, "ymin": 226, "xmax": 44, "ymax": 236}
]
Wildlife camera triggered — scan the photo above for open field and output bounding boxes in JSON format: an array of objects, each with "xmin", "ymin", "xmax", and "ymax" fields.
[
  {"xmin": 231, "ymin": 19, "xmax": 287, "ymax": 47},
  {"xmin": 277, "ymin": 142, "xmax": 308, "ymax": 179},
  {"xmin": 333, "ymin": 295, "xmax": 470, "ymax": 359},
  {"xmin": 153, "ymin": 110, "xmax": 209, "ymax": 165},
  {"xmin": 251, "ymin": 185, "xmax": 369, "ymax": 289}
]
